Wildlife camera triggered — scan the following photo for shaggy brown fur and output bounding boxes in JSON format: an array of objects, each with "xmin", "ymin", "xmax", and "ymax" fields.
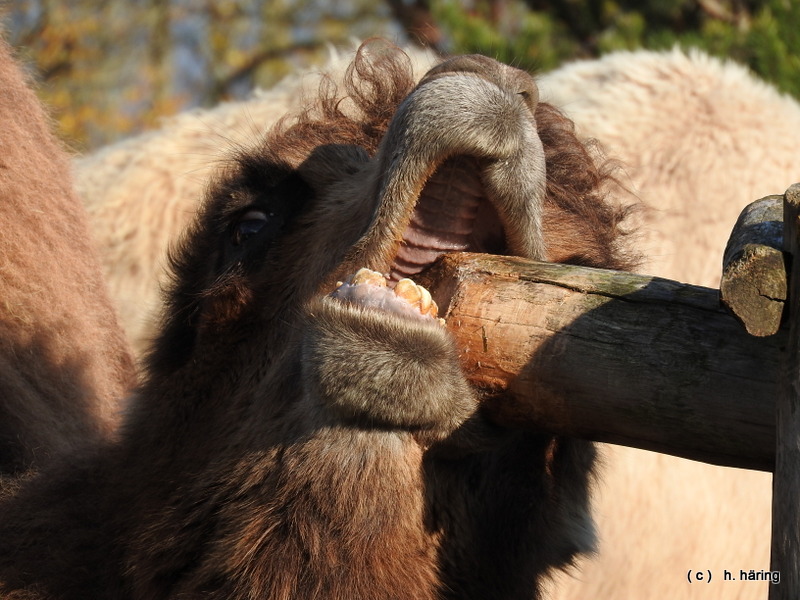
[
  {"xmin": 0, "ymin": 41, "xmax": 633, "ymax": 599},
  {"xmin": 0, "ymin": 39, "xmax": 135, "ymax": 476}
]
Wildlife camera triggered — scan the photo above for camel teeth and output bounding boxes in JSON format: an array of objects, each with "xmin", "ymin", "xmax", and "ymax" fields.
[
  {"xmin": 333, "ymin": 270, "xmax": 441, "ymax": 321},
  {"xmin": 418, "ymin": 285, "xmax": 432, "ymax": 314},
  {"xmin": 394, "ymin": 278, "xmax": 422, "ymax": 304},
  {"xmin": 351, "ymin": 267, "xmax": 386, "ymax": 287},
  {"xmin": 395, "ymin": 278, "xmax": 439, "ymax": 318},
  {"xmin": 428, "ymin": 298, "xmax": 439, "ymax": 318}
]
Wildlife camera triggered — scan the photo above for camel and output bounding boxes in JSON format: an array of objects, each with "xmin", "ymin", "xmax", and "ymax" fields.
[
  {"xmin": 540, "ymin": 47, "xmax": 800, "ymax": 287},
  {"xmin": 539, "ymin": 48, "xmax": 799, "ymax": 600},
  {"xmin": 0, "ymin": 38, "xmax": 134, "ymax": 478},
  {"xmin": 73, "ymin": 42, "xmax": 800, "ymax": 599},
  {"xmin": 1, "ymin": 42, "xmax": 632, "ymax": 598}
]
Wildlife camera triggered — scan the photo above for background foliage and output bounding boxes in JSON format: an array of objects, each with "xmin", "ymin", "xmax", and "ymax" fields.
[{"xmin": 2, "ymin": 0, "xmax": 797, "ymax": 150}]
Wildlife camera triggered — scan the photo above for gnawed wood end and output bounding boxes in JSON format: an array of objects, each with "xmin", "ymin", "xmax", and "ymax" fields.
[{"xmin": 721, "ymin": 194, "xmax": 787, "ymax": 337}]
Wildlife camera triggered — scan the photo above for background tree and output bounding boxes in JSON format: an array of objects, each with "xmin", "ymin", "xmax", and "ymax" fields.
[
  {"xmin": 2, "ymin": 0, "xmax": 398, "ymax": 148},
  {"xmin": 432, "ymin": 0, "xmax": 800, "ymax": 96},
  {"xmin": 1, "ymin": 0, "xmax": 796, "ymax": 150}
]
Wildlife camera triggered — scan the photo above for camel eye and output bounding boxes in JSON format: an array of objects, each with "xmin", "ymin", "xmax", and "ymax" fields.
[{"xmin": 232, "ymin": 210, "xmax": 271, "ymax": 246}]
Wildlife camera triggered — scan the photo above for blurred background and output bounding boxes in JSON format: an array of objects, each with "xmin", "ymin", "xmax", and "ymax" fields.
[{"xmin": 1, "ymin": 0, "xmax": 797, "ymax": 151}]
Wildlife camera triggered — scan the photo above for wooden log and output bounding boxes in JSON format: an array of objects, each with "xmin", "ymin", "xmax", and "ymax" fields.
[
  {"xmin": 770, "ymin": 182, "xmax": 800, "ymax": 599},
  {"xmin": 417, "ymin": 252, "xmax": 783, "ymax": 472},
  {"xmin": 720, "ymin": 194, "xmax": 787, "ymax": 337}
]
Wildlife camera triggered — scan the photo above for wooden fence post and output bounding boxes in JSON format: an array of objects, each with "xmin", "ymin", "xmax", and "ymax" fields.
[
  {"xmin": 771, "ymin": 182, "xmax": 800, "ymax": 598},
  {"xmin": 721, "ymin": 195, "xmax": 786, "ymax": 336}
]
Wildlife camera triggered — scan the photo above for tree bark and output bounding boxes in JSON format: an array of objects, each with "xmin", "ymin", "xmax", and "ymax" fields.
[{"xmin": 418, "ymin": 252, "xmax": 783, "ymax": 472}]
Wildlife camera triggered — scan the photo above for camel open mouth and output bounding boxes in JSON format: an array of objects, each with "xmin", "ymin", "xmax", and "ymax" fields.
[
  {"xmin": 330, "ymin": 154, "xmax": 508, "ymax": 322},
  {"xmin": 388, "ymin": 155, "xmax": 507, "ymax": 284},
  {"xmin": 330, "ymin": 58, "xmax": 543, "ymax": 322}
]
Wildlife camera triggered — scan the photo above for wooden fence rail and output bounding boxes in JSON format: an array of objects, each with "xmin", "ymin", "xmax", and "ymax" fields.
[{"xmin": 421, "ymin": 252, "xmax": 781, "ymax": 472}]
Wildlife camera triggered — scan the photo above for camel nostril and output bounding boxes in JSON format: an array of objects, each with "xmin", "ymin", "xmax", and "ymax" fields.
[
  {"xmin": 517, "ymin": 80, "xmax": 539, "ymax": 113},
  {"xmin": 518, "ymin": 90, "xmax": 533, "ymax": 111}
]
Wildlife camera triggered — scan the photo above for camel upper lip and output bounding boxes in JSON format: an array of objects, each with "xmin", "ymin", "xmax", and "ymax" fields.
[{"xmin": 364, "ymin": 61, "xmax": 546, "ymax": 286}]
